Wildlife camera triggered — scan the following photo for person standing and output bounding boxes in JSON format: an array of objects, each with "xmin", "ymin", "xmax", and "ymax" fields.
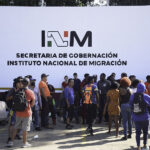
[
  {"xmin": 73, "ymin": 73, "xmax": 81, "ymax": 124},
  {"xmin": 64, "ymin": 79, "xmax": 75, "ymax": 129},
  {"xmin": 130, "ymin": 83, "xmax": 150, "ymax": 150},
  {"xmin": 80, "ymin": 74, "xmax": 89, "ymax": 89},
  {"xmin": 107, "ymin": 73, "xmax": 116, "ymax": 85},
  {"xmin": 80, "ymin": 73, "xmax": 89, "ymax": 124},
  {"xmin": 29, "ymin": 78, "xmax": 42, "ymax": 131},
  {"xmin": 145, "ymin": 75, "xmax": 150, "ymax": 96},
  {"xmin": 117, "ymin": 72, "xmax": 128, "ymax": 84},
  {"xmin": 93, "ymin": 75, "xmax": 98, "ymax": 86},
  {"xmin": 62, "ymin": 76, "xmax": 69, "ymax": 90},
  {"xmin": 130, "ymin": 79, "xmax": 140, "ymax": 94},
  {"xmin": 8, "ymin": 78, "xmax": 35, "ymax": 148},
  {"xmin": 103, "ymin": 82, "xmax": 120, "ymax": 137},
  {"xmin": 97, "ymin": 73, "xmax": 111, "ymax": 123},
  {"xmin": 82, "ymin": 76, "xmax": 99, "ymax": 136},
  {"xmin": 119, "ymin": 77, "xmax": 132, "ymax": 140},
  {"xmin": 6, "ymin": 77, "xmax": 23, "ymax": 145},
  {"xmin": 129, "ymin": 75, "xmax": 136, "ymax": 85},
  {"xmin": 60, "ymin": 76, "xmax": 69, "ymax": 124},
  {"xmin": 39, "ymin": 74, "xmax": 52, "ymax": 129},
  {"xmin": 47, "ymin": 82, "xmax": 57, "ymax": 126}
]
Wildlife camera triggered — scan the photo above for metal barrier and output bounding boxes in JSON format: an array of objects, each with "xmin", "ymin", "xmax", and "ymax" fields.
[{"xmin": 0, "ymin": 87, "xmax": 62, "ymax": 91}]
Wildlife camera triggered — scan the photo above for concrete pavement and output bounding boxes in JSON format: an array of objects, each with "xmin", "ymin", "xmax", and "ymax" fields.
[{"xmin": 0, "ymin": 118, "xmax": 149, "ymax": 150}]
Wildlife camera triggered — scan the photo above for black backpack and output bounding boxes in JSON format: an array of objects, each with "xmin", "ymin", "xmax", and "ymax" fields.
[
  {"xmin": 12, "ymin": 88, "xmax": 28, "ymax": 112},
  {"xmin": 132, "ymin": 93, "xmax": 147, "ymax": 115}
]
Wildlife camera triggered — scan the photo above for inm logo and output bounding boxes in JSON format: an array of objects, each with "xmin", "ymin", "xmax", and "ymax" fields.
[{"xmin": 41, "ymin": 30, "xmax": 92, "ymax": 47}]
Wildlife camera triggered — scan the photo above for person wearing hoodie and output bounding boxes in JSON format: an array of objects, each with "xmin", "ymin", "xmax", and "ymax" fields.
[{"xmin": 130, "ymin": 83, "xmax": 150, "ymax": 150}]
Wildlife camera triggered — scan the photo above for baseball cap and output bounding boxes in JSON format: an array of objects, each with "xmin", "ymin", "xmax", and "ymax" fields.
[{"xmin": 41, "ymin": 74, "xmax": 49, "ymax": 78}]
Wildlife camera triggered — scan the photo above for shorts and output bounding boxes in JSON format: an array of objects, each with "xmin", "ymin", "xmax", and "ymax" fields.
[
  {"xmin": 14, "ymin": 116, "xmax": 32, "ymax": 132},
  {"xmin": 8, "ymin": 110, "xmax": 16, "ymax": 126}
]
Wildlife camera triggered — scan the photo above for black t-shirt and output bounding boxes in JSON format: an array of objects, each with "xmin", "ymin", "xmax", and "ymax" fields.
[
  {"xmin": 97, "ymin": 79, "xmax": 111, "ymax": 95},
  {"xmin": 119, "ymin": 87, "xmax": 131, "ymax": 104}
]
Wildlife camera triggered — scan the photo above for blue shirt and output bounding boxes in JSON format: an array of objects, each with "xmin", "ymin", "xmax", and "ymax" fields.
[
  {"xmin": 82, "ymin": 84, "xmax": 98, "ymax": 104},
  {"xmin": 94, "ymin": 82, "xmax": 98, "ymax": 86},
  {"xmin": 64, "ymin": 86, "xmax": 74, "ymax": 105}
]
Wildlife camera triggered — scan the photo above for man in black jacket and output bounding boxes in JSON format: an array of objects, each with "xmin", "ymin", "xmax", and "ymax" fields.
[{"xmin": 97, "ymin": 73, "xmax": 111, "ymax": 123}]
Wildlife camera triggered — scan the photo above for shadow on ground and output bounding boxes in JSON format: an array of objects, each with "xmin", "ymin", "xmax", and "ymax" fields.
[{"xmin": 0, "ymin": 119, "xmax": 138, "ymax": 150}]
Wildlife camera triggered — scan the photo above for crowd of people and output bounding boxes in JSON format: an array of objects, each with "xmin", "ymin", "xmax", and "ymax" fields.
[{"xmin": 5, "ymin": 72, "xmax": 150, "ymax": 150}]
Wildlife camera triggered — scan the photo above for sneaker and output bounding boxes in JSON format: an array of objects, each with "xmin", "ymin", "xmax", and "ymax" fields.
[
  {"xmin": 142, "ymin": 146, "xmax": 149, "ymax": 150},
  {"xmin": 22, "ymin": 142, "xmax": 31, "ymax": 148},
  {"xmin": 35, "ymin": 127, "xmax": 42, "ymax": 131},
  {"xmin": 7, "ymin": 141, "xmax": 13, "ymax": 147},
  {"xmin": 127, "ymin": 135, "xmax": 132, "ymax": 139},
  {"xmin": 85, "ymin": 127, "xmax": 94, "ymax": 136},
  {"xmin": 121, "ymin": 136, "xmax": 127, "ymax": 140}
]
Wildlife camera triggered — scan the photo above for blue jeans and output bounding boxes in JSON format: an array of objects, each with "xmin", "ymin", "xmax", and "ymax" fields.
[
  {"xmin": 135, "ymin": 120, "xmax": 149, "ymax": 147},
  {"xmin": 121, "ymin": 103, "xmax": 132, "ymax": 136},
  {"xmin": 32, "ymin": 109, "xmax": 40, "ymax": 128}
]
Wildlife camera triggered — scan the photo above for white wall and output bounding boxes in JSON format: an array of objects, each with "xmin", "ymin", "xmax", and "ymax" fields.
[{"xmin": 0, "ymin": 7, "xmax": 150, "ymax": 88}]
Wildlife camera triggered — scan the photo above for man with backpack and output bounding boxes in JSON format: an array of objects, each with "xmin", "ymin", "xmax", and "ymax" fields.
[
  {"xmin": 130, "ymin": 83, "xmax": 150, "ymax": 150},
  {"xmin": 6, "ymin": 77, "xmax": 23, "ymax": 144},
  {"xmin": 82, "ymin": 76, "xmax": 99, "ymax": 136},
  {"xmin": 8, "ymin": 78, "xmax": 35, "ymax": 148}
]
